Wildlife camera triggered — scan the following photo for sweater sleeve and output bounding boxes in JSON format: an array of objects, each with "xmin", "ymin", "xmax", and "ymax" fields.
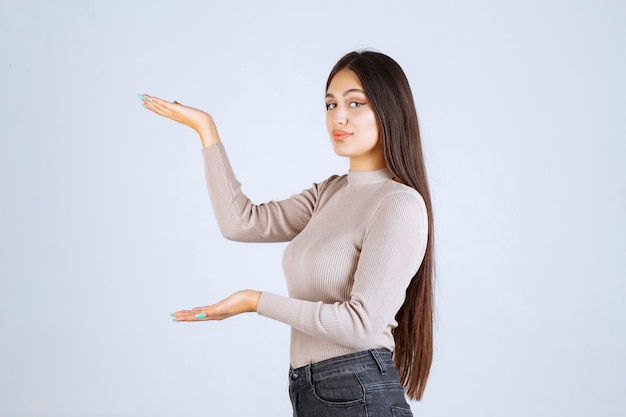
[
  {"xmin": 202, "ymin": 143, "xmax": 325, "ymax": 243},
  {"xmin": 257, "ymin": 191, "xmax": 428, "ymax": 350}
]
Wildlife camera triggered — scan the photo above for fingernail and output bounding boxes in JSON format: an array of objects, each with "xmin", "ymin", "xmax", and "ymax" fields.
[
  {"xmin": 145, "ymin": 96, "xmax": 152, "ymax": 102},
  {"xmin": 170, "ymin": 313, "xmax": 176, "ymax": 318},
  {"xmin": 137, "ymin": 93, "xmax": 144, "ymax": 101},
  {"xmin": 140, "ymin": 103, "xmax": 146, "ymax": 108},
  {"xmin": 195, "ymin": 313, "xmax": 207, "ymax": 320}
]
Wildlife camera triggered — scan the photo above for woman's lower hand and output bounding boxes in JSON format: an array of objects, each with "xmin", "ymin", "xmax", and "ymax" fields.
[
  {"xmin": 171, "ymin": 290, "xmax": 262, "ymax": 322},
  {"xmin": 138, "ymin": 93, "xmax": 220, "ymax": 148}
]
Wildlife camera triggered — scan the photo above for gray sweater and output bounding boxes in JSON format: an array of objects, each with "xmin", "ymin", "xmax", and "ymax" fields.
[{"xmin": 203, "ymin": 143, "xmax": 428, "ymax": 368}]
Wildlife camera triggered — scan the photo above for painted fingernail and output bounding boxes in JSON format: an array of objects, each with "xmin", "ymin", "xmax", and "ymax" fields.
[
  {"xmin": 145, "ymin": 95, "xmax": 152, "ymax": 102},
  {"xmin": 140, "ymin": 103, "xmax": 146, "ymax": 108},
  {"xmin": 137, "ymin": 93, "xmax": 144, "ymax": 101},
  {"xmin": 170, "ymin": 313, "xmax": 176, "ymax": 318},
  {"xmin": 195, "ymin": 313, "xmax": 207, "ymax": 320}
]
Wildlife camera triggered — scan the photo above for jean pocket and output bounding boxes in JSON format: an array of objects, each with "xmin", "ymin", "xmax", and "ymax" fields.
[
  {"xmin": 391, "ymin": 405, "xmax": 414, "ymax": 417},
  {"xmin": 312, "ymin": 371, "xmax": 365, "ymax": 407}
]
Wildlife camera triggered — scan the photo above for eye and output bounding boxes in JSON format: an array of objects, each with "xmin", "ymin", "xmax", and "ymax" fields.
[
  {"xmin": 326, "ymin": 102, "xmax": 336, "ymax": 110},
  {"xmin": 349, "ymin": 101, "xmax": 366, "ymax": 108}
]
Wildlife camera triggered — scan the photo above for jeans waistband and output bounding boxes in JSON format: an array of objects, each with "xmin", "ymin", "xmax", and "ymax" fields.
[{"xmin": 289, "ymin": 348, "xmax": 393, "ymax": 386}]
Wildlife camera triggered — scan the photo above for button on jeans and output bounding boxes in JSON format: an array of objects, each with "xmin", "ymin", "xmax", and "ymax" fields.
[{"xmin": 288, "ymin": 348, "xmax": 413, "ymax": 417}]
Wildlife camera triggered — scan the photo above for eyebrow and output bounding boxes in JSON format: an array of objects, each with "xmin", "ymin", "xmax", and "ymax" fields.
[{"xmin": 325, "ymin": 88, "xmax": 366, "ymax": 98}]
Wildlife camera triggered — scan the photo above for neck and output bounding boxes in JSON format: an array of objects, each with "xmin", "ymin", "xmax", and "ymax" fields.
[{"xmin": 349, "ymin": 157, "xmax": 387, "ymax": 172}]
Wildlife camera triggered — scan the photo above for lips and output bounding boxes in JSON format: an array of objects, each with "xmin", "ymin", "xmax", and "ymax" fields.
[{"xmin": 332, "ymin": 130, "xmax": 352, "ymax": 141}]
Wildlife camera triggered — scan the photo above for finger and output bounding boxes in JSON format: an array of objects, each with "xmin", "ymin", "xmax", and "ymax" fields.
[
  {"xmin": 140, "ymin": 94, "xmax": 175, "ymax": 116},
  {"xmin": 145, "ymin": 96, "xmax": 174, "ymax": 114},
  {"xmin": 139, "ymin": 94, "xmax": 162, "ymax": 114},
  {"xmin": 138, "ymin": 93, "xmax": 179, "ymax": 109},
  {"xmin": 147, "ymin": 95, "xmax": 183, "ymax": 110},
  {"xmin": 149, "ymin": 100, "xmax": 188, "ymax": 123},
  {"xmin": 146, "ymin": 95, "xmax": 171, "ymax": 108},
  {"xmin": 176, "ymin": 311, "xmax": 207, "ymax": 320},
  {"xmin": 171, "ymin": 310, "xmax": 209, "ymax": 322},
  {"xmin": 138, "ymin": 93, "xmax": 161, "ymax": 108}
]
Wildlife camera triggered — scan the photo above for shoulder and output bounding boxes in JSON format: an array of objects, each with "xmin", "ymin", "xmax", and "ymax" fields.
[
  {"xmin": 367, "ymin": 182, "xmax": 428, "ymax": 230},
  {"xmin": 361, "ymin": 183, "xmax": 429, "ymax": 254},
  {"xmin": 379, "ymin": 181, "xmax": 426, "ymax": 213}
]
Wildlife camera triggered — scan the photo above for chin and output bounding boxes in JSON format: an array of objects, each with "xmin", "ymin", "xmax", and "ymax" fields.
[
  {"xmin": 332, "ymin": 149, "xmax": 352, "ymax": 158},
  {"xmin": 331, "ymin": 144, "xmax": 352, "ymax": 157}
]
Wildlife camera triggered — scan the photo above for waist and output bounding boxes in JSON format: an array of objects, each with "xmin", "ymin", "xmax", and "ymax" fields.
[
  {"xmin": 289, "ymin": 348, "xmax": 394, "ymax": 385},
  {"xmin": 288, "ymin": 329, "xmax": 395, "ymax": 369}
]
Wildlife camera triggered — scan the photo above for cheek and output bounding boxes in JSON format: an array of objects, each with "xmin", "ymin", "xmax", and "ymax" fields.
[{"xmin": 362, "ymin": 112, "xmax": 379, "ymax": 138}]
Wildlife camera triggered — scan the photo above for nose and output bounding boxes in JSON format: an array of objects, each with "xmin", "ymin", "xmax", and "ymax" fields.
[{"xmin": 331, "ymin": 108, "xmax": 347, "ymax": 126}]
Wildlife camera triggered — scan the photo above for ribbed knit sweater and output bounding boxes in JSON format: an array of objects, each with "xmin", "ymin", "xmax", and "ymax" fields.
[{"xmin": 202, "ymin": 143, "xmax": 428, "ymax": 368}]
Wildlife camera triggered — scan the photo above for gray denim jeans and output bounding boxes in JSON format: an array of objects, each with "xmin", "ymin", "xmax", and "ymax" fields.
[{"xmin": 288, "ymin": 348, "xmax": 414, "ymax": 417}]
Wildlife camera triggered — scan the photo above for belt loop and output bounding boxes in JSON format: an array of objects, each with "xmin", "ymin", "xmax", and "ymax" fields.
[
  {"xmin": 369, "ymin": 349, "xmax": 387, "ymax": 375},
  {"xmin": 305, "ymin": 364, "xmax": 313, "ymax": 391}
]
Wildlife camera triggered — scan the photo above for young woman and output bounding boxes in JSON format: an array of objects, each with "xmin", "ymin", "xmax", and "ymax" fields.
[{"xmin": 140, "ymin": 50, "xmax": 435, "ymax": 416}]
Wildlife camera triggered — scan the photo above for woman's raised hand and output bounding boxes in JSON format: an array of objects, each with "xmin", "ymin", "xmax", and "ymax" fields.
[
  {"xmin": 138, "ymin": 93, "xmax": 221, "ymax": 148},
  {"xmin": 171, "ymin": 290, "xmax": 262, "ymax": 322}
]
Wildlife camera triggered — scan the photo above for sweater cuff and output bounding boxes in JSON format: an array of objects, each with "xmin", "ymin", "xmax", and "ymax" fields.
[
  {"xmin": 257, "ymin": 291, "xmax": 304, "ymax": 324},
  {"xmin": 201, "ymin": 141, "xmax": 223, "ymax": 158},
  {"xmin": 257, "ymin": 291, "xmax": 278, "ymax": 317}
]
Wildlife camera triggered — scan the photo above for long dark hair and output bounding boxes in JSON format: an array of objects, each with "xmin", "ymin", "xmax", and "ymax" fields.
[{"xmin": 326, "ymin": 51, "xmax": 435, "ymax": 401}]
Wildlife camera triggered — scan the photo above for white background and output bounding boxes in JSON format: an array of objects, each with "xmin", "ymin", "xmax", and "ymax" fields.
[{"xmin": 1, "ymin": 0, "xmax": 624, "ymax": 416}]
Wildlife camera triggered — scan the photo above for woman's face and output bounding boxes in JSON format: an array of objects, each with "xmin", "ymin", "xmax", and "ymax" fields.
[{"xmin": 325, "ymin": 69, "xmax": 385, "ymax": 171}]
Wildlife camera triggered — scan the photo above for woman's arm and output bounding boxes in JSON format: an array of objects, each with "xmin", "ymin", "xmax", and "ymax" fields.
[
  {"xmin": 202, "ymin": 143, "xmax": 328, "ymax": 242},
  {"xmin": 257, "ymin": 191, "xmax": 429, "ymax": 349},
  {"xmin": 140, "ymin": 94, "xmax": 327, "ymax": 242},
  {"xmin": 170, "ymin": 191, "xmax": 428, "ymax": 342}
]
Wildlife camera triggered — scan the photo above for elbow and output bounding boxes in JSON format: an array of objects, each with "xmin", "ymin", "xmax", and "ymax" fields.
[
  {"xmin": 220, "ymin": 229, "xmax": 241, "ymax": 242},
  {"xmin": 218, "ymin": 223, "xmax": 252, "ymax": 242},
  {"xmin": 348, "ymin": 326, "xmax": 381, "ymax": 350},
  {"xmin": 340, "ymin": 306, "xmax": 384, "ymax": 350},
  {"xmin": 218, "ymin": 222, "xmax": 267, "ymax": 242}
]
